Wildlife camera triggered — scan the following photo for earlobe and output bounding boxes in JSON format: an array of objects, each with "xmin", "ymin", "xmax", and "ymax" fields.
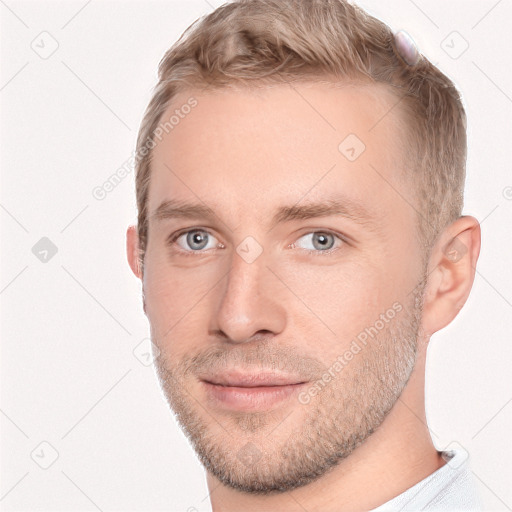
[
  {"xmin": 126, "ymin": 225, "xmax": 142, "ymax": 279},
  {"xmin": 420, "ymin": 216, "xmax": 481, "ymax": 337}
]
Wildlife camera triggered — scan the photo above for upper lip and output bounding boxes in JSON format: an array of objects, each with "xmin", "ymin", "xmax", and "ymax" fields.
[{"xmin": 200, "ymin": 370, "xmax": 307, "ymax": 387}]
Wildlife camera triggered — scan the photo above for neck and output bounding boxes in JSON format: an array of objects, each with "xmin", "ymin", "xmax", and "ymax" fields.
[{"xmin": 206, "ymin": 348, "xmax": 445, "ymax": 512}]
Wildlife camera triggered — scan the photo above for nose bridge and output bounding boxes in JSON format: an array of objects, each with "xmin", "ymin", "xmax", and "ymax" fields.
[{"xmin": 212, "ymin": 242, "xmax": 286, "ymax": 343}]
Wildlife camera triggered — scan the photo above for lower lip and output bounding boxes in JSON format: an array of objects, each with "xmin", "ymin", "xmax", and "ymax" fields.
[{"xmin": 202, "ymin": 381, "xmax": 306, "ymax": 411}]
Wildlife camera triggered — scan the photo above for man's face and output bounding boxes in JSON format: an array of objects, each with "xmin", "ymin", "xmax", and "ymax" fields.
[{"xmin": 141, "ymin": 82, "xmax": 428, "ymax": 493}]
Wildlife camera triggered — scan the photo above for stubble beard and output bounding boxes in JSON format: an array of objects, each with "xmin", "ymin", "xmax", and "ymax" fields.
[{"xmin": 152, "ymin": 273, "xmax": 427, "ymax": 495}]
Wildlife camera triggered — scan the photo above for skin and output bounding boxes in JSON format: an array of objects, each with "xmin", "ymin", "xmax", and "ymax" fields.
[{"xmin": 126, "ymin": 81, "xmax": 481, "ymax": 511}]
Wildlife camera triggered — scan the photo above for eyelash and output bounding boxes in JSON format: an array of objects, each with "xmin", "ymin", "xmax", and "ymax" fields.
[{"xmin": 166, "ymin": 228, "xmax": 347, "ymax": 257}]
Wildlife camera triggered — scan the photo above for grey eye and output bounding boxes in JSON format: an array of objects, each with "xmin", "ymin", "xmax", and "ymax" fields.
[
  {"xmin": 179, "ymin": 230, "xmax": 216, "ymax": 251},
  {"xmin": 187, "ymin": 231, "xmax": 208, "ymax": 250},
  {"xmin": 294, "ymin": 232, "xmax": 341, "ymax": 253}
]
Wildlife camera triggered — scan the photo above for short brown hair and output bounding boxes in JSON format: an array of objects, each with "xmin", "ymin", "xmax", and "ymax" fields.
[{"xmin": 134, "ymin": 0, "xmax": 467, "ymax": 275}]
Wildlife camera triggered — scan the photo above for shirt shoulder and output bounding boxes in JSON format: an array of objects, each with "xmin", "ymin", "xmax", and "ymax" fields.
[{"xmin": 370, "ymin": 450, "xmax": 483, "ymax": 511}]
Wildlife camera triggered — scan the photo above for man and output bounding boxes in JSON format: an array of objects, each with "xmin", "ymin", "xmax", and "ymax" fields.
[{"xmin": 126, "ymin": 0, "xmax": 483, "ymax": 509}]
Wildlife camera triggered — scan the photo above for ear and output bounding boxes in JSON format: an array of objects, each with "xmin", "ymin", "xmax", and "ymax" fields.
[
  {"xmin": 126, "ymin": 224, "xmax": 142, "ymax": 279},
  {"xmin": 421, "ymin": 215, "xmax": 481, "ymax": 337}
]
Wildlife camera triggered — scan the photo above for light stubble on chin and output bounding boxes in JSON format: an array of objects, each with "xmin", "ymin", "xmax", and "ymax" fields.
[{"xmin": 151, "ymin": 270, "xmax": 427, "ymax": 495}]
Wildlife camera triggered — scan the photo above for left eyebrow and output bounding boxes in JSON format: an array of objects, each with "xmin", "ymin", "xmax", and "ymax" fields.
[
  {"xmin": 269, "ymin": 198, "xmax": 378, "ymax": 231},
  {"xmin": 150, "ymin": 196, "xmax": 380, "ymax": 232}
]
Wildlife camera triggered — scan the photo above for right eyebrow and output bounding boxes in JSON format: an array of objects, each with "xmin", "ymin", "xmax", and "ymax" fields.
[{"xmin": 151, "ymin": 201, "xmax": 216, "ymax": 223}]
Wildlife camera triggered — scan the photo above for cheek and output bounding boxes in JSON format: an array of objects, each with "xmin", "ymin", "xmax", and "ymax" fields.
[
  {"xmin": 279, "ymin": 258, "xmax": 401, "ymax": 357},
  {"xmin": 281, "ymin": 259, "xmax": 378, "ymax": 326},
  {"xmin": 143, "ymin": 242, "xmax": 211, "ymax": 304},
  {"xmin": 142, "ymin": 252, "xmax": 219, "ymax": 353}
]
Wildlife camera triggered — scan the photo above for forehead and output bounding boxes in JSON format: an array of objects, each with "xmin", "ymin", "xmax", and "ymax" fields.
[{"xmin": 148, "ymin": 82, "xmax": 410, "ymax": 227}]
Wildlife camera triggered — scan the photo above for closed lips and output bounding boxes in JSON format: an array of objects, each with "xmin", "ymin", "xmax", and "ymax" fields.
[{"xmin": 201, "ymin": 372, "xmax": 307, "ymax": 387}]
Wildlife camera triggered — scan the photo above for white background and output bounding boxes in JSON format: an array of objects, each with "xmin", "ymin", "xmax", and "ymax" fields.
[{"xmin": 1, "ymin": 0, "xmax": 511, "ymax": 510}]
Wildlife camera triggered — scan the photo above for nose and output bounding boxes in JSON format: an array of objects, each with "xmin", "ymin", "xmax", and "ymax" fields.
[{"xmin": 210, "ymin": 248, "xmax": 287, "ymax": 344}]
